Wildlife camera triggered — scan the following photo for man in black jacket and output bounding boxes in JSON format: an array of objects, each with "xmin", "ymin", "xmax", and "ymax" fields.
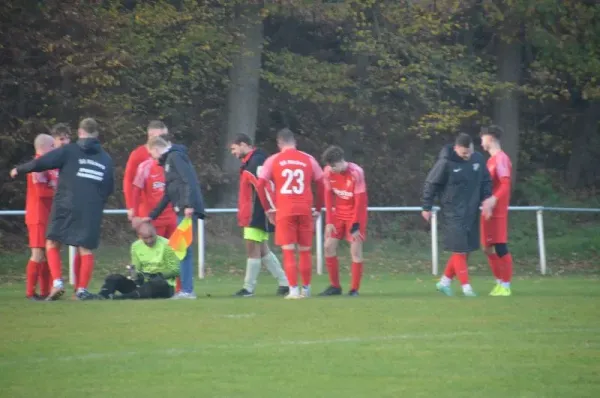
[
  {"xmin": 421, "ymin": 133, "xmax": 494, "ymax": 297},
  {"xmin": 229, "ymin": 134, "xmax": 289, "ymax": 297},
  {"xmin": 137, "ymin": 135, "xmax": 205, "ymax": 299},
  {"xmin": 11, "ymin": 118, "xmax": 114, "ymax": 300}
]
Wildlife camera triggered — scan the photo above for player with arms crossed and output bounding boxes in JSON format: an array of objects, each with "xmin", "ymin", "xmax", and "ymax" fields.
[
  {"xmin": 319, "ymin": 146, "xmax": 368, "ymax": 297},
  {"xmin": 480, "ymin": 125, "xmax": 513, "ymax": 296},
  {"xmin": 256, "ymin": 128, "xmax": 325, "ymax": 299},
  {"xmin": 23, "ymin": 134, "xmax": 57, "ymax": 300},
  {"xmin": 422, "ymin": 133, "xmax": 494, "ymax": 297},
  {"xmin": 11, "ymin": 118, "xmax": 114, "ymax": 300},
  {"xmin": 229, "ymin": 134, "xmax": 289, "ymax": 297}
]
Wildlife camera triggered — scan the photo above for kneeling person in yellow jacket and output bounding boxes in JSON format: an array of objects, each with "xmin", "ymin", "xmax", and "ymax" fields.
[{"xmin": 96, "ymin": 222, "xmax": 180, "ymax": 300}]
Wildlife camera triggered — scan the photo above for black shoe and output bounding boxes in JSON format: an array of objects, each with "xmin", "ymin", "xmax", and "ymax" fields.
[
  {"xmin": 319, "ymin": 285, "xmax": 343, "ymax": 296},
  {"xmin": 348, "ymin": 289, "xmax": 359, "ymax": 297},
  {"xmin": 234, "ymin": 288, "xmax": 254, "ymax": 297},
  {"xmin": 27, "ymin": 294, "xmax": 44, "ymax": 301},
  {"xmin": 75, "ymin": 289, "xmax": 96, "ymax": 301},
  {"xmin": 276, "ymin": 286, "xmax": 290, "ymax": 296}
]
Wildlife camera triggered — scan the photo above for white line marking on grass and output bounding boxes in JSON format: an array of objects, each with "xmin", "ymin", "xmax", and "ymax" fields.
[
  {"xmin": 220, "ymin": 313, "xmax": 256, "ymax": 319},
  {"xmin": 0, "ymin": 327, "xmax": 598, "ymax": 367}
]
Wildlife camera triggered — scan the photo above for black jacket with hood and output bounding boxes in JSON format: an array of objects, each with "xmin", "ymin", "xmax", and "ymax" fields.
[
  {"xmin": 16, "ymin": 138, "xmax": 114, "ymax": 249},
  {"xmin": 149, "ymin": 144, "xmax": 205, "ymax": 220},
  {"xmin": 422, "ymin": 144, "xmax": 492, "ymax": 252}
]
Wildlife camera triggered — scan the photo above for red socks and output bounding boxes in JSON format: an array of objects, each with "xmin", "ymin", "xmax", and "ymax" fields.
[
  {"xmin": 46, "ymin": 247, "xmax": 63, "ymax": 281},
  {"xmin": 501, "ymin": 253, "xmax": 513, "ymax": 283},
  {"xmin": 282, "ymin": 250, "xmax": 297, "ymax": 287},
  {"xmin": 78, "ymin": 254, "xmax": 94, "ymax": 289},
  {"xmin": 299, "ymin": 251, "xmax": 312, "ymax": 287},
  {"xmin": 26, "ymin": 260, "xmax": 40, "ymax": 297},
  {"xmin": 39, "ymin": 262, "xmax": 51, "ymax": 296},
  {"xmin": 326, "ymin": 257, "xmax": 340, "ymax": 288},
  {"xmin": 452, "ymin": 253, "xmax": 470, "ymax": 285},
  {"xmin": 443, "ymin": 256, "xmax": 456, "ymax": 279},
  {"xmin": 350, "ymin": 262, "xmax": 363, "ymax": 291},
  {"xmin": 486, "ymin": 253, "xmax": 502, "ymax": 280}
]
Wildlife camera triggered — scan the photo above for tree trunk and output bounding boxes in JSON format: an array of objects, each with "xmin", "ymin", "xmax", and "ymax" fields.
[
  {"xmin": 566, "ymin": 101, "xmax": 600, "ymax": 188},
  {"xmin": 218, "ymin": 6, "xmax": 264, "ymax": 207},
  {"xmin": 493, "ymin": 38, "xmax": 521, "ymax": 185}
]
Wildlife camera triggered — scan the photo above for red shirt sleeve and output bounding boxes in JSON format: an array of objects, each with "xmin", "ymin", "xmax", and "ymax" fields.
[
  {"xmin": 350, "ymin": 166, "xmax": 367, "ymax": 225},
  {"xmin": 494, "ymin": 177, "xmax": 511, "ymax": 202},
  {"xmin": 124, "ymin": 147, "xmax": 147, "ymax": 209},
  {"xmin": 310, "ymin": 156, "xmax": 324, "ymax": 212},
  {"xmin": 32, "ymin": 171, "xmax": 54, "ymax": 198},
  {"xmin": 256, "ymin": 155, "xmax": 276, "ymax": 211},
  {"xmin": 131, "ymin": 186, "xmax": 142, "ymax": 216},
  {"xmin": 493, "ymin": 153, "xmax": 511, "ymax": 202},
  {"xmin": 323, "ymin": 168, "xmax": 335, "ymax": 224}
]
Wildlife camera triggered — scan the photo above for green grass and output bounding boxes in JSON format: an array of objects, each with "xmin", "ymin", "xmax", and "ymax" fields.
[{"xmin": 1, "ymin": 275, "xmax": 600, "ymax": 398}]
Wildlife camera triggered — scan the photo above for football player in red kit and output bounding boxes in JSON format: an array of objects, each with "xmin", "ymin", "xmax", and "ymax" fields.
[
  {"xmin": 319, "ymin": 146, "xmax": 368, "ymax": 297},
  {"xmin": 24, "ymin": 134, "xmax": 57, "ymax": 300},
  {"xmin": 480, "ymin": 125, "xmax": 513, "ymax": 296},
  {"xmin": 256, "ymin": 128, "xmax": 325, "ymax": 299}
]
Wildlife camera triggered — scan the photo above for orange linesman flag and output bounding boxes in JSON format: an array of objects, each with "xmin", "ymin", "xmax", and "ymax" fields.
[{"xmin": 168, "ymin": 218, "xmax": 193, "ymax": 260}]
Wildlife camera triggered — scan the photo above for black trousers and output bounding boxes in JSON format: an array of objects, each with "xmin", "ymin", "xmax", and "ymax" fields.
[{"xmin": 99, "ymin": 274, "xmax": 174, "ymax": 299}]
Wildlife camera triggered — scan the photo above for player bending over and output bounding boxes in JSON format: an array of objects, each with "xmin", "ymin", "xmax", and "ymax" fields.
[
  {"xmin": 319, "ymin": 146, "xmax": 368, "ymax": 297},
  {"xmin": 229, "ymin": 134, "xmax": 289, "ymax": 297},
  {"xmin": 256, "ymin": 128, "xmax": 325, "ymax": 299},
  {"xmin": 480, "ymin": 125, "xmax": 513, "ymax": 296},
  {"xmin": 422, "ymin": 133, "xmax": 494, "ymax": 297},
  {"xmin": 24, "ymin": 134, "xmax": 57, "ymax": 300},
  {"xmin": 11, "ymin": 118, "xmax": 114, "ymax": 300}
]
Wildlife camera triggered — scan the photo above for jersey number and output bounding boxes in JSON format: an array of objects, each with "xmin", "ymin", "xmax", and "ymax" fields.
[{"xmin": 280, "ymin": 169, "xmax": 305, "ymax": 194}]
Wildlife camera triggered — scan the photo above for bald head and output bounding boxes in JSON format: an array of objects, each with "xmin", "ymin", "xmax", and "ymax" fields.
[
  {"xmin": 136, "ymin": 221, "xmax": 157, "ymax": 247},
  {"xmin": 34, "ymin": 134, "xmax": 54, "ymax": 155}
]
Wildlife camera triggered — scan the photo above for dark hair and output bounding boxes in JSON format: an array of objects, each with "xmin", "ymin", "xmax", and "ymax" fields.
[
  {"xmin": 276, "ymin": 128, "xmax": 295, "ymax": 143},
  {"xmin": 50, "ymin": 123, "xmax": 71, "ymax": 137},
  {"xmin": 232, "ymin": 133, "xmax": 253, "ymax": 146},
  {"xmin": 79, "ymin": 118, "xmax": 99, "ymax": 137},
  {"xmin": 480, "ymin": 125, "xmax": 503, "ymax": 140},
  {"xmin": 455, "ymin": 133, "xmax": 472, "ymax": 148},
  {"xmin": 147, "ymin": 120, "xmax": 167, "ymax": 131},
  {"xmin": 322, "ymin": 145, "xmax": 345, "ymax": 165}
]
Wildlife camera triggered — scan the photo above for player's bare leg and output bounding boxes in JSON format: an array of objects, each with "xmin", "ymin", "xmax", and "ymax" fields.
[
  {"xmin": 75, "ymin": 247, "xmax": 95, "ymax": 300},
  {"xmin": 348, "ymin": 239, "xmax": 364, "ymax": 296},
  {"xmin": 259, "ymin": 242, "xmax": 289, "ymax": 295},
  {"xmin": 320, "ymin": 237, "xmax": 342, "ymax": 296},
  {"xmin": 26, "ymin": 247, "xmax": 45, "ymax": 300},
  {"xmin": 281, "ymin": 243, "xmax": 302, "ymax": 299},
  {"xmin": 45, "ymin": 239, "xmax": 65, "ymax": 300},
  {"xmin": 483, "ymin": 245, "xmax": 503, "ymax": 295},
  {"xmin": 298, "ymin": 245, "xmax": 312, "ymax": 298}
]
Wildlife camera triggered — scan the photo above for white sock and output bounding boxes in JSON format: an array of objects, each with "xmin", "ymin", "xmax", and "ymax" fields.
[
  {"xmin": 53, "ymin": 279, "xmax": 64, "ymax": 289},
  {"xmin": 76, "ymin": 287, "xmax": 88, "ymax": 294},
  {"xmin": 462, "ymin": 284, "xmax": 473, "ymax": 293},
  {"xmin": 496, "ymin": 279, "xmax": 502, "ymax": 285},
  {"xmin": 262, "ymin": 252, "xmax": 289, "ymax": 286},
  {"xmin": 502, "ymin": 282, "xmax": 511, "ymax": 289},
  {"xmin": 243, "ymin": 258, "xmax": 262, "ymax": 293},
  {"xmin": 289, "ymin": 286, "xmax": 299, "ymax": 296},
  {"xmin": 440, "ymin": 276, "xmax": 452, "ymax": 287}
]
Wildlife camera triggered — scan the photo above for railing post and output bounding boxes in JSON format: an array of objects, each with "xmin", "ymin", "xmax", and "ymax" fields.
[
  {"xmin": 536, "ymin": 208, "xmax": 547, "ymax": 275},
  {"xmin": 68, "ymin": 246, "xmax": 76, "ymax": 285},
  {"xmin": 431, "ymin": 209, "xmax": 439, "ymax": 275},
  {"xmin": 198, "ymin": 218, "xmax": 205, "ymax": 279},
  {"xmin": 316, "ymin": 211, "xmax": 324, "ymax": 275}
]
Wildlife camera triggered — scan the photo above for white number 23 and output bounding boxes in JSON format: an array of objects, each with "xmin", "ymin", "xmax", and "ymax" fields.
[{"xmin": 280, "ymin": 168, "xmax": 305, "ymax": 194}]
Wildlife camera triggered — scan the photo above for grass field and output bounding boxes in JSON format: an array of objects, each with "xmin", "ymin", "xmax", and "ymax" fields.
[
  {"xmin": 1, "ymin": 275, "xmax": 599, "ymax": 398},
  {"xmin": 1, "ymin": 211, "xmax": 600, "ymax": 398}
]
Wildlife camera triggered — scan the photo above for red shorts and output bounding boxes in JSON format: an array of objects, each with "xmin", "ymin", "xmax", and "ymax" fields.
[
  {"xmin": 154, "ymin": 222, "xmax": 177, "ymax": 239},
  {"xmin": 330, "ymin": 218, "xmax": 367, "ymax": 242},
  {"xmin": 27, "ymin": 224, "xmax": 47, "ymax": 248},
  {"xmin": 480, "ymin": 217, "xmax": 508, "ymax": 246},
  {"xmin": 275, "ymin": 215, "xmax": 314, "ymax": 247}
]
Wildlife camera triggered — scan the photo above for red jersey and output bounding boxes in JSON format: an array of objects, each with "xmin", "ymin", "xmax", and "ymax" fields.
[
  {"xmin": 487, "ymin": 150, "xmax": 512, "ymax": 218},
  {"xmin": 258, "ymin": 148, "xmax": 324, "ymax": 218},
  {"xmin": 124, "ymin": 145, "xmax": 151, "ymax": 212},
  {"xmin": 323, "ymin": 162, "xmax": 368, "ymax": 224},
  {"xmin": 132, "ymin": 159, "xmax": 177, "ymax": 226},
  {"xmin": 25, "ymin": 155, "xmax": 57, "ymax": 225}
]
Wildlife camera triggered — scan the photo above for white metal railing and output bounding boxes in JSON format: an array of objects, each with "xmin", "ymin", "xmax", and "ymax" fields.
[{"xmin": 1, "ymin": 206, "xmax": 599, "ymax": 284}]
